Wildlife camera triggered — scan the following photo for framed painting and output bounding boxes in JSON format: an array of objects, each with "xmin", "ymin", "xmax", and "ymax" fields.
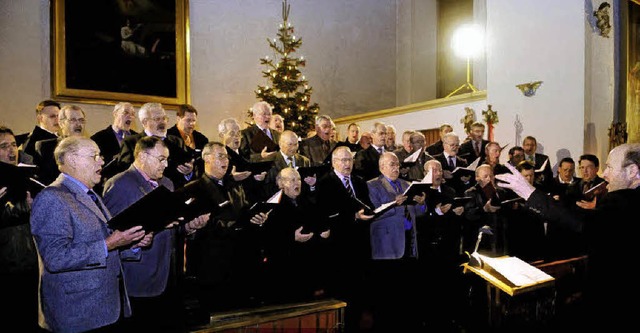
[{"xmin": 52, "ymin": 0, "xmax": 190, "ymax": 106}]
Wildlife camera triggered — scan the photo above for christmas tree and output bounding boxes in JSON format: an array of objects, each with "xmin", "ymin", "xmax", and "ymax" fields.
[{"xmin": 251, "ymin": 0, "xmax": 319, "ymax": 137}]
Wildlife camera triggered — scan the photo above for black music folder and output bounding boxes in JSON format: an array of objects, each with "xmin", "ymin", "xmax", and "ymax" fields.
[
  {"xmin": 402, "ymin": 181, "xmax": 432, "ymax": 204},
  {"xmin": 250, "ymin": 129, "xmax": 279, "ymax": 153},
  {"xmin": 108, "ymin": 185, "xmax": 198, "ymax": 233},
  {"xmin": 0, "ymin": 162, "xmax": 39, "ymax": 202},
  {"xmin": 247, "ymin": 160, "xmax": 275, "ymax": 174},
  {"xmin": 296, "ymin": 163, "xmax": 331, "ymax": 178}
]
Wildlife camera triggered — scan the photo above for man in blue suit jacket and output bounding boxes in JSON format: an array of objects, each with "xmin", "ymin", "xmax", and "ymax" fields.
[
  {"xmin": 30, "ymin": 137, "xmax": 149, "ymax": 333},
  {"xmin": 366, "ymin": 152, "xmax": 426, "ymax": 332},
  {"xmin": 103, "ymin": 136, "xmax": 209, "ymax": 332}
]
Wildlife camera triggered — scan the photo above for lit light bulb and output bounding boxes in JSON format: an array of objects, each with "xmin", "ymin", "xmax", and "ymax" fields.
[
  {"xmin": 301, "ymin": 56, "xmax": 304, "ymax": 60},
  {"xmin": 279, "ymin": 23, "xmax": 283, "ymax": 28},
  {"xmin": 302, "ymin": 76, "xmax": 306, "ymax": 80},
  {"xmin": 292, "ymin": 36, "xmax": 296, "ymax": 40},
  {"xmin": 265, "ymin": 55, "xmax": 269, "ymax": 59},
  {"xmin": 273, "ymin": 38, "xmax": 277, "ymax": 43}
]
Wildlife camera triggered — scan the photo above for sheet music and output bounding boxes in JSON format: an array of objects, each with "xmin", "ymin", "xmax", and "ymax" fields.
[
  {"xmin": 267, "ymin": 190, "xmax": 282, "ymax": 203},
  {"xmin": 480, "ymin": 255, "xmax": 553, "ymax": 287},
  {"xmin": 373, "ymin": 200, "xmax": 396, "ymax": 214},
  {"xmin": 535, "ymin": 158, "xmax": 549, "ymax": 173},
  {"xmin": 404, "ymin": 149, "xmax": 421, "ymax": 163}
]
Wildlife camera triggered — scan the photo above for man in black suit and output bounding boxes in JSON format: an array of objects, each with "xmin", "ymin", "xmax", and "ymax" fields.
[
  {"xmin": 458, "ymin": 122, "xmax": 488, "ymax": 163},
  {"xmin": 496, "ymin": 143, "xmax": 640, "ymax": 330},
  {"xmin": 353, "ymin": 121, "xmax": 387, "ymax": 181},
  {"xmin": 343, "ymin": 123, "xmax": 362, "ymax": 152},
  {"xmin": 426, "ymin": 123, "xmax": 453, "ymax": 156},
  {"xmin": 182, "ymin": 142, "xmax": 268, "ymax": 311},
  {"xmin": 239, "ymin": 101, "xmax": 281, "ymax": 162},
  {"xmin": 522, "ymin": 135, "xmax": 553, "ymax": 191},
  {"xmin": 433, "ymin": 132, "xmax": 472, "ymax": 195},
  {"xmin": 167, "ymin": 104, "xmax": 209, "ymax": 179},
  {"xmin": 316, "ymin": 146, "xmax": 374, "ymax": 331},
  {"xmin": 264, "ymin": 130, "xmax": 314, "ymax": 197},
  {"xmin": 90, "ymin": 102, "xmax": 137, "ymax": 168},
  {"xmin": 108, "ymin": 102, "xmax": 193, "ymax": 188},
  {"xmin": 18, "ymin": 100, "xmax": 60, "ymax": 158}
]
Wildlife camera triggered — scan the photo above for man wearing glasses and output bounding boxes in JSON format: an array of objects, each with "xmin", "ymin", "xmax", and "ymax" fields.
[
  {"xmin": 103, "ymin": 136, "xmax": 209, "ymax": 332},
  {"xmin": 33, "ymin": 104, "xmax": 87, "ymax": 185},
  {"xmin": 30, "ymin": 136, "xmax": 150, "ymax": 332}
]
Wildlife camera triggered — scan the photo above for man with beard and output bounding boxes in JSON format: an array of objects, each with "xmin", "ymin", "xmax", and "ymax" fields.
[
  {"xmin": 109, "ymin": 102, "xmax": 194, "ymax": 188},
  {"xmin": 91, "ymin": 102, "xmax": 138, "ymax": 167},
  {"xmin": 34, "ymin": 104, "xmax": 88, "ymax": 185}
]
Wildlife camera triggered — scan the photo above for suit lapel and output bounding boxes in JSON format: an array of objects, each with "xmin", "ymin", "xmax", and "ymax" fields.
[{"xmin": 60, "ymin": 176, "xmax": 110, "ymax": 223}]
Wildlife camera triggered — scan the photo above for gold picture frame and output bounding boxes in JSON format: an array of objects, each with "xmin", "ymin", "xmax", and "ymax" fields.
[{"xmin": 52, "ymin": 0, "xmax": 190, "ymax": 107}]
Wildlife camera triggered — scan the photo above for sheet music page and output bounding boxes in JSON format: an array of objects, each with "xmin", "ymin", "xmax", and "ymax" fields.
[
  {"xmin": 480, "ymin": 255, "xmax": 554, "ymax": 287},
  {"xmin": 373, "ymin": 200, "xmax": 396, "ymax": 214}
]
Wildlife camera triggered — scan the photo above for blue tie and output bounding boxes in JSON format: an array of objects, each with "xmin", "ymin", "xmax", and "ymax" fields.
[{"xmin": 87, "ymin": 190, "xmax": 109, "ymax": 219}]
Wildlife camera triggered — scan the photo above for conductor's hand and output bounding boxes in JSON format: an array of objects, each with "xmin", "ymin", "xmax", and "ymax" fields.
[
  {"xmin": 177, "ymin": 159, "xmax": 194, "ymax": 175},
  {"xmin": 260, "ymin": 147, "xmax": 277, "ymax": 159},
  {"xmin": 355, "ymin": 209, "xmax": 374, "ymax": 221},
  {"xmin": 294, "ymin": 226, "xmax": 313, "ymax": 243},
  {"xmin": 133, "ymin": 232, "xmax": 154, "ymax": 249},
  {"xmin": 106, "ymin": 226, "xmax": 146, "ymax": 251},
  {"xmin": 231, "ymin": 166, "xmax": 251, "ymax": 181},
  {"xmin": 495, "ymin": 163, "xmax": 536, "ymax": 200}
]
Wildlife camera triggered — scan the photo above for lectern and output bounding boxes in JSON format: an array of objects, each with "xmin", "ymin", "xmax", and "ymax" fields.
[{"xmin": 463, "ymin": 255, "xmax": 556, "ymax": 330}]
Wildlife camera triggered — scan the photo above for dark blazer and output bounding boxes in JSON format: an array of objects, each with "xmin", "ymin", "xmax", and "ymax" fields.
[
  {"xmin": 264, "ymin": 152, "xmax": 312, "ymax": 197},
  {"xmin": 108, "ymin": 132, "xmax": 191, "ymax": 188},
  {"xmin": 367, "ymin": 175, "xmax": 422, "ymax": 259},
  {"xmin": 299, "ymin": 135, "xmax": 337, "ymax": 166},
  {"xmin": 90, "ymin": 125, "xmax": 138, "ymax": 165},
  {"xmin": 525, "ymin": 187, "xmax": 640, "ymax": 327},
  {"xmin": 30, "ymin": 174, "xmax": 130, "ymax": 332},
  {"xmin": 353, "ymin": 145, "xmax": 383, "ymax": 181},
  {"xmin": 103, "ymin": 166, "xmax": 176, "ymax": 297},
  {"xmin": 239, "ymin": 124, "xmax": 281, "ymax": 162},
  {"xmin": 425, "ymin": 140, "xmax": 444, "ymax": 156},
  {"xmin": 19, "ymin": 126, "xmax": 57, "ymax": 159},
  {"xmin": 167, "ymin": 125, "xmax": 209, "ymax": 180},
  {"xmin": 458, "ymin": 139, "xmax": 489, "ymax": 162},
  {"xmin": 33, "ymin": 137, "xmax": 61, "ymax": 186},
  {"xmin": 529, "ymin": 152, "xmax": 554, "ymax": 191},
  {"xmin": 433, "ymin": 153, "xmax": 470, "ymax": 195}
]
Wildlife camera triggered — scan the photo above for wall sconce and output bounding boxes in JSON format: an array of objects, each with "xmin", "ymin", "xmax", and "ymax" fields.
[{"xmin": 516, "ymin": 81, "xmax": 543, "ymax": 97}]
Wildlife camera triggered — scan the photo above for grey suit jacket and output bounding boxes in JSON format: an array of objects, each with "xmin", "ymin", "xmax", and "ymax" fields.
[
  {"xmin": 103, "ymin": 165, "xmax": 176, "ymax": 298},
  {"xmin": 299, "ymin": 135, "xmax": 337, "ymax": 166},
  {"xmin": 367, "ymin": 175, "xmax": 423, "ymax": 260},
  {"xmin": 30, "ymin": 173, "xmax": 130, "ymax": 333}
]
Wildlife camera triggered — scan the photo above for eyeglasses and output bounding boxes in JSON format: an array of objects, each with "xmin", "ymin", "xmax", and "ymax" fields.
[
  {"xmin": 150, "ymin": 116, "xmax": 169, "ymax": 122},
  {"xmin": 334, "ymin": 158, "xmax": 353, "ymax": 163},
  {"xmin": 63, "ymin": 118, "xmax": 86, "ymax": 124},
  {"xmin": 79, "ymin": 153, "xmax": 103, "ymax": 162},
  {"xmin": 145, "ymin": 152, "xmax": 168, "ymax": 164},
  {"xmin": 0, "ymin": 142, "xmax": 18, "ymax": 150}
]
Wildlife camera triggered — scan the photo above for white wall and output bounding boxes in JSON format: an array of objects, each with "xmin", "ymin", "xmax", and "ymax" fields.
[{"xmin": 486, "ymin": 0, "xmax": 587, "ymax": 171}]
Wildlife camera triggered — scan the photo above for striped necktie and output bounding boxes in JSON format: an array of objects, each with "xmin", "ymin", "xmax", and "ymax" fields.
[{"xmin": 343, "ymin": 176, "xmax": 355, "ymax": 198}]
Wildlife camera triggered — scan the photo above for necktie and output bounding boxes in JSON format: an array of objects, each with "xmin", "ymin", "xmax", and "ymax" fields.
[
  {"xmin": 148, "ymin": 179, "xmax": 159, "ymax": 189},
  {"xmin": 184, "ymin": 135, "xmax": 194, "ymax": 149},
  {"xmin": 116, "ymin": 130, "xmax": 128, "ymax": 146},
  {"xmin": 448, "ymin": 156, "xmax": 455, "ymax": 168},
  {"xmin": 377, "ymin": 147, "xmax": 383, "ymax": 155},
  {"xmin": 343, "ymin": 176, "xmax": 355, "ymax": 198},
  {"xmin": 322, "ymin": 141, "xmax": 329, "ymax": 154},
  {"xmin": 87, "ymin": 190, "xmax": 108, "ymax": 219},
  {"xmin": 286, "ymin": 157, "xmax": 293, "ymax": 167},
  {"xmin": 582, "ymin": 181, "xmax": 592, "ymax": 194},
  {"xmin": 475, "ymin": 141, "xmax": 481, "ymax": 156},
  {"xmin": 263, "ymin": 128, "xmax": 272, "ymax": 140},
  {"xmin": 392, "ymin": 180, "xmax": 412, "ymax": 230}
]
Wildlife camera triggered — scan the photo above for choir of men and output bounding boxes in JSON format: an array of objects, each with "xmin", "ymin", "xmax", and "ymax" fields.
[{"xmin": 3, "ymin": 99, "xmax": 597, "ymax": 332}]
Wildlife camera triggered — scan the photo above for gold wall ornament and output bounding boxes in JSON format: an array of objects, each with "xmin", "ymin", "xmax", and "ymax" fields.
[
  {"xmin": 516, "ymin": 81, "xmax": 543, "ymax": 97},
  {"xmin": 594, "ymin": 2, "xmax": 612, "ymax": 38},
  {"xmin": 460, "ymin": 107, "xmax": 476, "ymax": 136},
  {"xmin": 608, "ymin": 122, "xmax": 627, "ymax": 150}
]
